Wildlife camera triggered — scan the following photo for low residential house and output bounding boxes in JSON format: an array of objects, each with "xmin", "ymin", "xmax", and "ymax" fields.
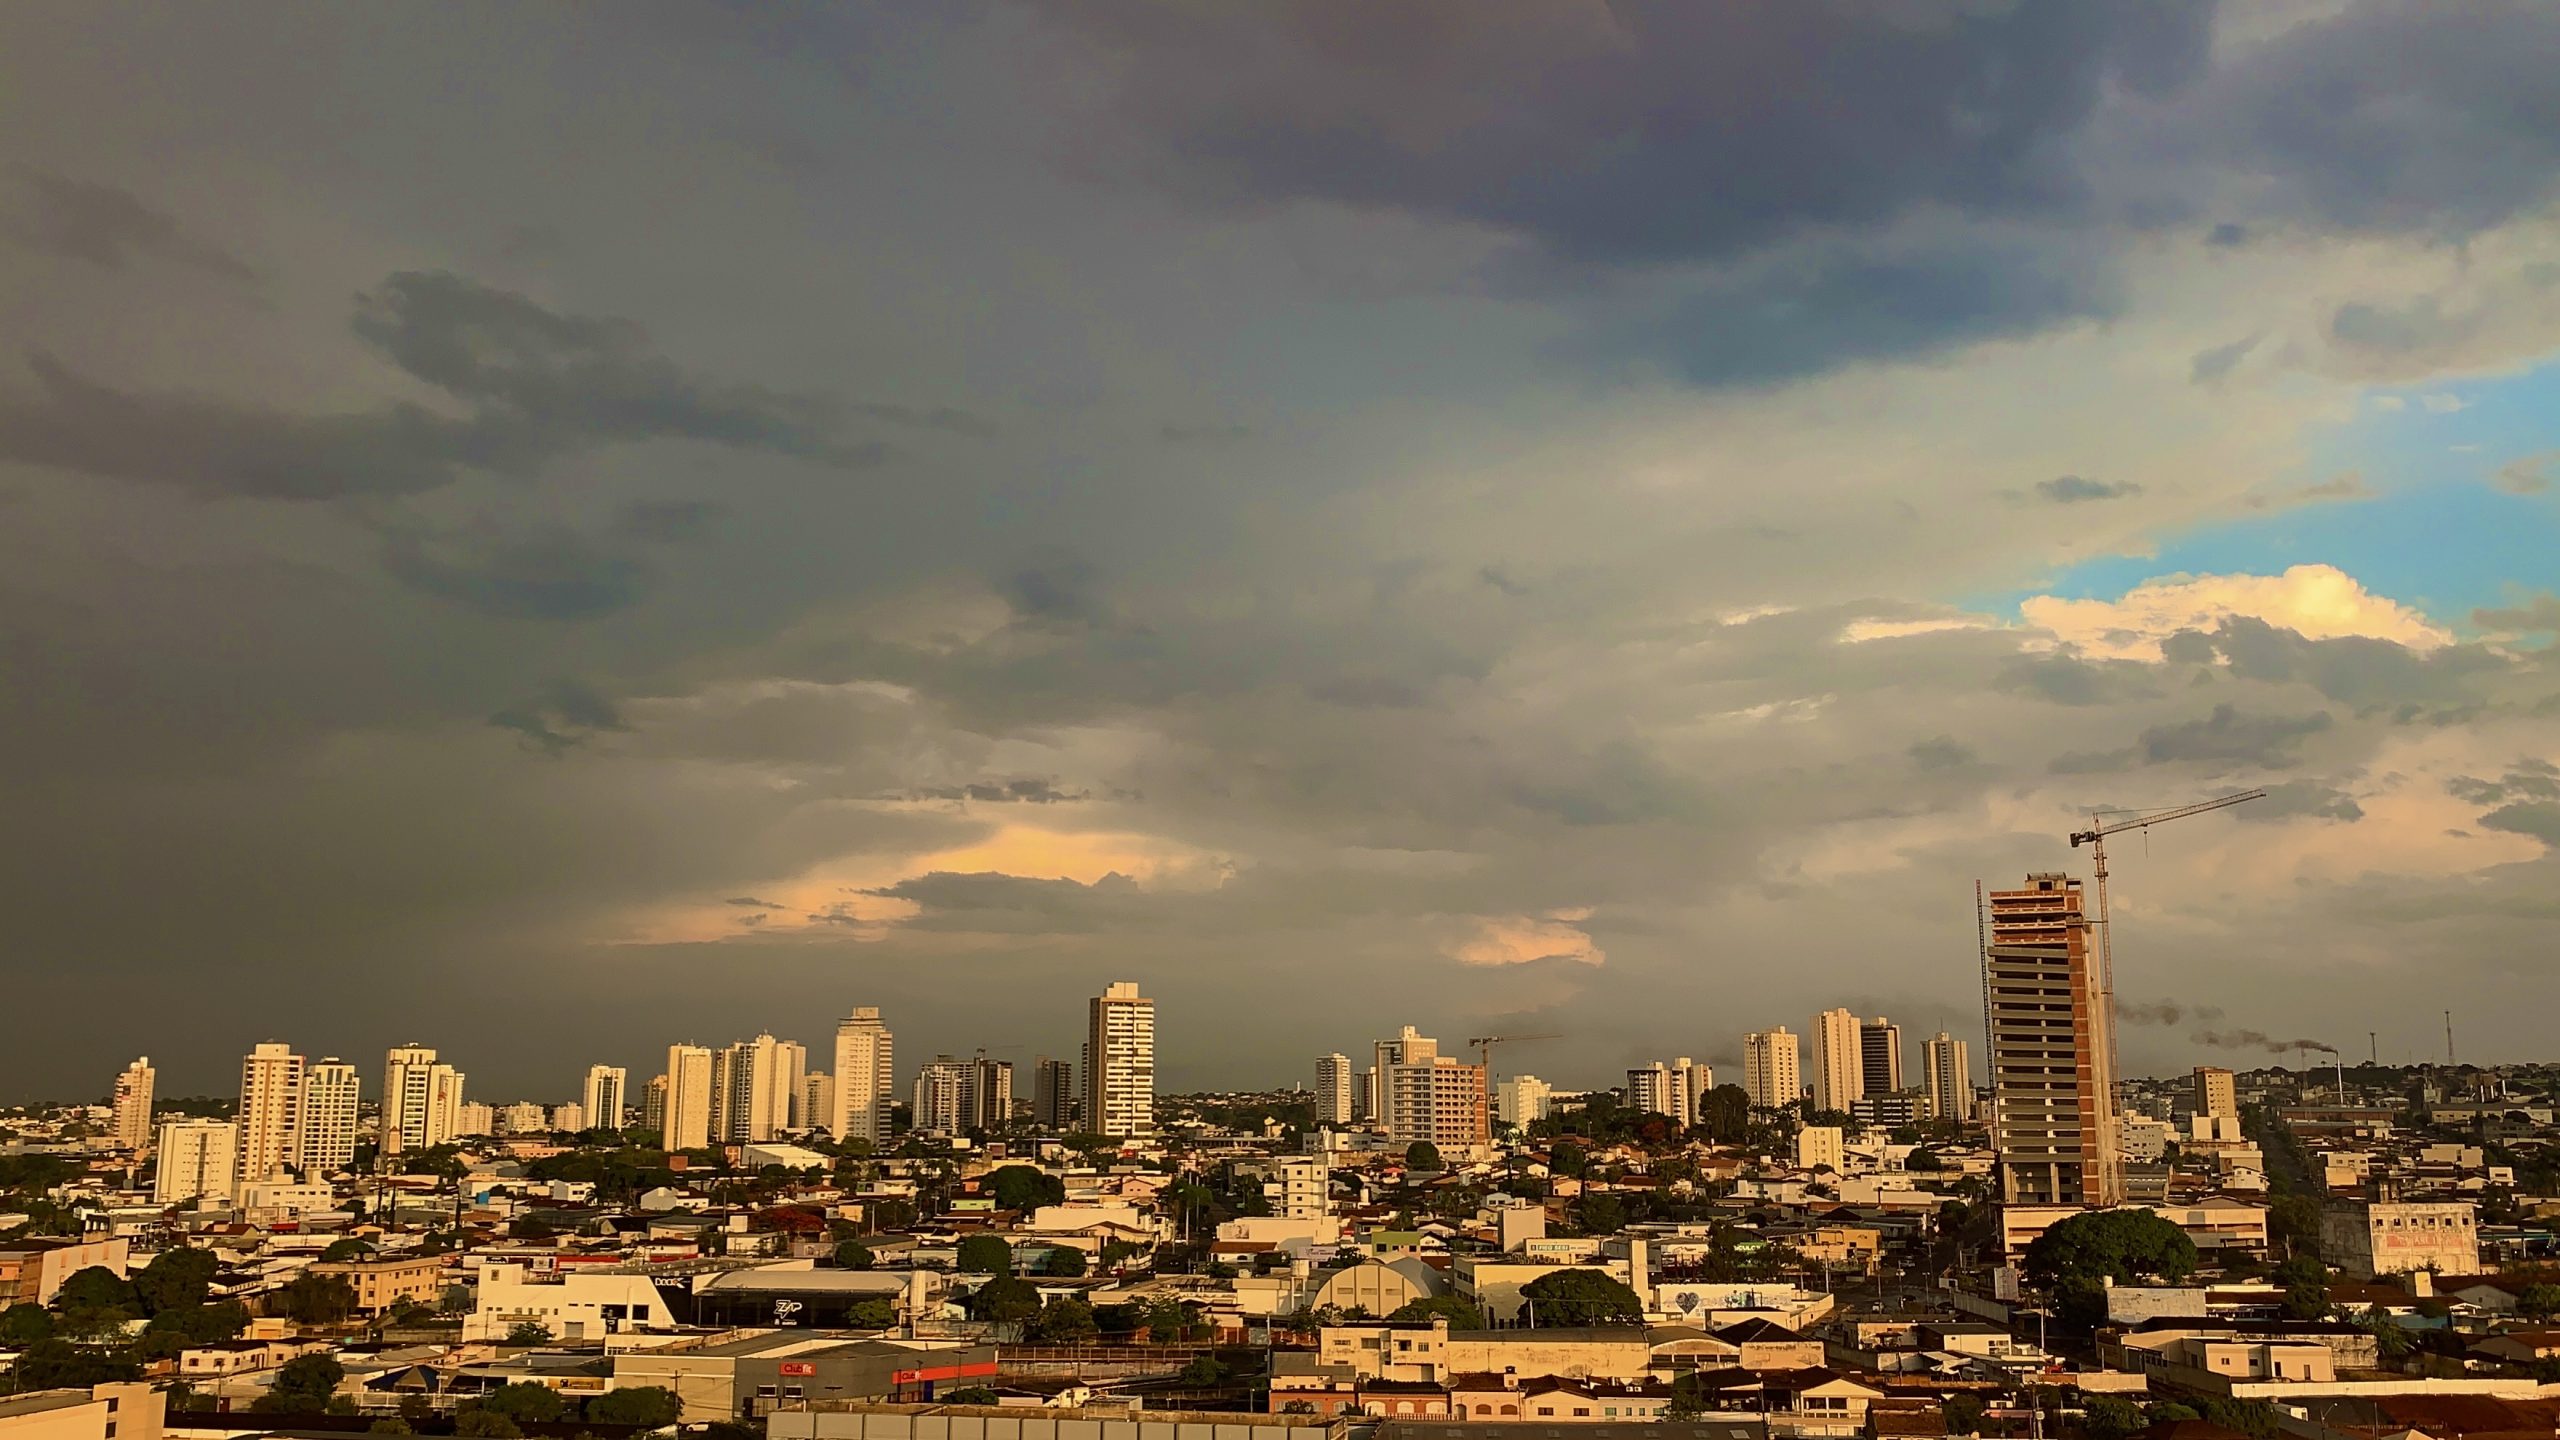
[
  {"xmin": 310, "ymin": 1255, "xmax": 450, "ymax": 1316},
  {"xmin": 0, "ymin": 1237, "xmax": 130, "ymax": 1308},
  {"xmin": 2469, "ymin": 1329, "xmax": 2560, "ymax": 1365},
  {"xmin": 1447, "ymin": 1374, "xmax": 1678, "ymax": 1423},
  {"xmin": 1717, "ymin": 1318, "xmax": 1825, "ymax": 1371},
  {"xmin": 177, "ymin": 1338, "xmax": 333, "ymax": 1379},
  {"xmin": 0, "ymin": 1382, "xmax": 162, "ymax": 1440}
]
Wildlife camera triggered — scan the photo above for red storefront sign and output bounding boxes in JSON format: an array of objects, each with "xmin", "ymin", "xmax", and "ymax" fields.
[
  {"xmin": 778, "ymin": 1362, "xmax": 817, "ymax": 1377},
  {"xmin": 891, "ymin": 1361, "xmax": 999, "ymax": 1385}
]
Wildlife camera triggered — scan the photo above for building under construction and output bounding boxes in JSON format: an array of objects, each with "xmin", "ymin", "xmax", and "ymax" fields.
[{"xmin": 1984, "ymin": 872, "xmax": 2122, "ymax": 1207}]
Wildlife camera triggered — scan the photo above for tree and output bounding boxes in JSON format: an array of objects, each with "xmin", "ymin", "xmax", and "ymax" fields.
[
  {"xmin": 1905, "ymin": 1147, "xmax": 1942, "ymax": 1172},
  {"xmin": 50, "ymin": 1266, "xmax": 137, "ymax": 1317},
  {"xmin": 1548, "ymin": 1142, "xmax": 1587, "ymax": 1179},
  {"xmin": 505, "ymin": 1320, "xmax": 555, "ymax": 1346},
  {"xmin": 1518, "ymin": 1269, "xmax": 1643, "ymax": 1327},
  {"xmin": 277, "ymin": 1271, "xmax": 360, "ymax": 1326},
  {"xmin": 436, "ymin": 1283, "xmax": 474, "ymax": 1316},
  {"xmin": 134, "ymin": 1247, "xmax": 220, "ymax": 1315},
  {"xmin": 1038, "ymin": 1246, "xmax": 1089, "ymax": 1278},
  {"xmin": 4, "ymin": 1339, "xmax": 140, "ymax": 1392},
  {"xmin": 585, "ymin": 1387, "xmax": 681, "ymax": 1427},
  {"xmin": 1031, "ymin": 1296, "xmax": 1099, "ymax": 1343},
  {"xmin": 320, "ymin": 1238, "xmax": 375, "ymax": 1262},
  {"xmin": 0, "ymin": 1304, "xmax": 53, "ymax": 1344},
  {"xmin": 370, "ymin": 1421, "xmax": 414, "ymax": 1435},
  {"xmin": 475, "ymin": 1383, "xmax": 567, "ymax": 1423},
  {"xmin": 258, "ymin": 1354, "xmax": 345, "ymax": 1413},
  {"xmin": 1388, "ymin": 1295, "xmax": 1484, "ymax": 1328},
  {"xmin": 1405, "ymin": 1141, "xmax": 1443, "ymax": 1171},
  {"xmin": 453, "ymin": 1411, "xmax": 522, "ymax": 1438},
  {"xmin": 944, "ymin": 1389, "xmax": 999, "ymax": 1406},
  {"xmin": 508, "ymin": 1213, "xmax": 558, "ymax": 1241},
  {"xmin": 1943, "ymin": 1394, "xmax": 1985, "ymax": 1437},
  {"xmin": 1177, "ymin": 1354, "xmax": 1226, "ymax": 1386},
  {"xmin": 968, "ymin": 1276, "xmax": 1041, "ymax": 1324},
  {"xmin": 2023, "ymin": 1209, "xmax": 2198, "ymax": 1323},
  {"xmin": 847, "ymin": 1297, "xmax": 897, "ymax": 1329},
  {"xmin": 956, "ymin": 1234, "xmax": 1013, "ymax": 1275},
  {"xmin": 2518, "ymin": 1284, "xmax": 2560, "ymax": 1320},
  {"xmin": 1576, "ymin": 1195, "xmax": 1627, "ymax": 1236},
  {"xmin": 988, "ymin": 1166, "xmax": 1066, "ymax": 1213},
  {"xmin": 833, "ymin": 1241, "xmax": 876, "ymax": 1270},
  {"xmin": 2083, "ymin": 1395, "xmax": 2144, "ymax": 1440}
]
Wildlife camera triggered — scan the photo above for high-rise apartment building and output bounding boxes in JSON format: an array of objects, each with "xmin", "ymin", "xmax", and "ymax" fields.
[
  {"xmin": 711, "ymin": 1034, "xmax": 791, "ymax": 1143},
  {"xmin": 383, "ymin": 1045, "xmax": 465, "ymax": 1156},
  {"xmin": 664, "ymin": 1044, "xmax": 715, "ymax": 1150},
  {"xmin": 551, "ymin": 1103, "xmax": 585, "ymax": 1132},
  {"xmin": 1742, "ymin": 1027, "xmax": 1801, "ymax": 1109},
  {"xmin": 1860, "ymin": 1018, "xmax": 1904, "ymax": 1097},
  {"xmin": 1812, "ymin": 1008, "xmax": 1863, "ymax": 1113},
  {"xmin": 776, "ymin": 1041, "xmax": 809, "ymax": 1129},
  {"xmin": 2194, "ymin": 1066, "xmax": 2237, "ymax": 1120},
  {"xmin": 1374, "ymin": 1026, "xmax": 1489, "ymax": 1155},
  {"xmin": 1315, "ymin": 1053, "xmax": 1355, "ymax": 1126},
  {"xmin": 803, "ymin": 1072, "xmax": 836, "ymax": 1136},
  {"xmin": 641, "ymin": 1075, "xmax": 669, "ymax": 1133},
  {"xmin": 832, "ymin": 1008, "xmax": 895, "ymax": 1146},
  {"xmin": 970, "ymin": 1053, "xmax": 1014, "ymax": 1132},
  {"xmin": 913, "ymin": 1056, "xmax": 971, "ymax": 1134},
  {"xmin": 497, "ymin": 1101, "xmax": 548, "ymax": 1134},
  {"xmin": 1626, "ymin": 1058, "xmax": 1710, "ymax": 1126},
  {"xmin": 236, "ymin": 1042, "xmax": 306, "ymax": 1181},
  {"xmin": 112, "ymin": 1057, "xmax": 156, "ymax": 1154},
  {"xmin": 1031, "ymin": 1058, "xmax": 1073, "ymax": 1130},
  {"xmin": 301, "ymin": 1060, "xmax": 360, "ymax": 1173},
  {"xmin": 1986, "ymin": 872, "xmax": 2120, "ymax": 1206},
  {"xmin": 1924, "ymin": 1031, "xmax": 1974, "ymax": 1122},
  {"xmin": 582, "ymin": 1065, "xmax": 628, "ymax": 1132},
  {"xmin": 155, "ymin": 1120, "xmax": 239, "ymax": 1205},
  {"xmin": 1494, "ymin": 1074, "xmax": 1554, "ymax": 1128},
  {"xmin": 1084, "ymin": 982, "xmax": 1156, "ymax": 1139}
]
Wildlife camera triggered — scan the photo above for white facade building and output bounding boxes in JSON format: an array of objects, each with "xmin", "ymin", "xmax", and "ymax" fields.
[
  {"xmin": 1742, "ymin": 1027, "xmax": 1801, "ymax": 1109},
  {"xmin": 382, "ymin": 1045, "xmax": 464, "ymax": 1155},
  {"xmin": 1811, "ymin": 1008, "xmax": 1863, "ymax": 1113},
  {"xmin": 301, "ymin": 1060, "xmax": 360, "ymax": 1173},
  {"xmin": 236, "ymin": 1042, "xmax": 305, "ymax": 1181},
  {"xmin": 664, "ymin": 1044, "xmax": 715, "ymax": 1150},
  {"xmin": 1084, "ymin": 981, "xmax": 1156, "ymax": 1138},
  {"xmin": 582, "ymin": 1065, "xmax": 628, "ymax": 1131},
  {"xmin": 112, "ymin": 1057, "xmax": 156, "ymax": 1154},
  {"xmin": 1924, "ymin": 1032, "xmax": 1974, "ymax": 1122},
  {"xmin": 1495, "ymin": 1074, "xmax": 1554, "ymax": 1128},
  {"xmin": 831, "ymin": 1007, "xmax": 894, "ymax": 1146},
  {"xmin": 1315, "ymin": 1053, "xmax": 1355, "ymax": 1126},
  {"xmin": 155, "ymin": 1120, "xmax": 239, "ymax": 1204}
]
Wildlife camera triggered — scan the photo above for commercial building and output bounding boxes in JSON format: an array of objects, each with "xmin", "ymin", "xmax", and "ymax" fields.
[
  {"xmin": 1315, "ymin": 1053, "xmax": 1356, "ymax": 1126},
  {"xmin": 2195, "ymin": 1066, "xmax": 2238, "ymax": 1120},
  {"xmin": 1811, "ymin": 1008, "xmax": 1862, "ymax": 1113},
  {"xmin": 1494, "ymin": 1074, "xmax": 1554, "ymax": 1128},
  {"xmin": 1924, "ymin": 1031, "xmax": 1973, "ymax": 1122},
  {"xmin": 1859, "ymin": 1017, "xmax": 1903, "ymax": 1097},
  {"xmin": 2320, "ymin": 1201, "xmax": 2480, "ymax": 1278},
  {"xmin": 111, "ymin": 1058, "xmax": 155, "ymax": 1155},
  {"xmin": 583, "ymin": 1065, "xmax": 628, "ymax": 1131},
  {"xmin": 665, "ymin": 1044, "xmax": 716, "ymax": 1151},
  {"xmin": 468, "ymin": 1261, "xmax": 679, "ymax": 1343},
  {"xmin": 235, "ymin": 1042, "xmax": 305, "ymax": 1182},
  {"xmin": 1985, "ymin": 872, "xmax": 2120, "ymax": 1206},
  {"xmin": 1030, "ymin": 1058, "xmax": 1072, "ymax": 1130},
  {"xmin": 1084, "ymin": 981, "xmax": 1156, "ymax": 1138},
  {"xmin": 382, "ymin": 1045, "xmax": 464, "ymax": 1155},
  {"xmin": 300, "ymin": 1060, "xmax": 360, "ymax": 1173},
  {"xmin": 1374, "ymin": 1027, "xmax": 1489, "ymax": 1155},
  {"xmin": 154, "ymin": 1121, "xmax": 238, "ymax": 1205},
  {"xmin": 832, "ymin": 1008, "xmax": 895, "ymax": 1146},
  {"xmin": 1625, "ymin": 1059, "xmax": 1709, "ymax": 1126},
  {"xmin": 1741, "ymin": 1027, "xmax": 1800, "ymax": 1110}
]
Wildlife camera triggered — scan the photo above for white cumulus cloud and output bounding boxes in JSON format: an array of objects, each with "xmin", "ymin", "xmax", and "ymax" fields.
[{"xmin": 2021, "ymin": 564, "xmax": 2452, "ymax": 661}]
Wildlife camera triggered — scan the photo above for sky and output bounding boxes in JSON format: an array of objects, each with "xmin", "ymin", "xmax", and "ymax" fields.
[{"xmin": 2, "ymin": 2, "xmax": 2556, "ymax": 1104}]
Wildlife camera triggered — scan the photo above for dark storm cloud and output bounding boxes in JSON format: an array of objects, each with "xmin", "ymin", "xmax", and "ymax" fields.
[
  {"xmin": 2172, "ymin": 618, "xmax": 2510, "ymax": 708},
  {"xmin": 1061, "ymin": 1, "xmax": 2213, "ymax": 267},
  {"xmin": 2207, "ymin": 0, "xmax": 2560, "ymax": 240},
  {"xmin": 3, "ymin": 171, "xmax": 258, "ymax": 282},
  {"xmin": 2033, "ymin": 475, "xmax": 2143, "ymax": 504},
  {"xmin": 1997, "ymin": 654, "xmax": 2162, "ymax": 707},
  {"xmin": 2475, "ymin": 595, "xmax": 2560, "ymax": 633},
  {"xmin": 2136, "ymin": 703, "xmax": 2332, "ymax": 769},
  {"xmin": 907, "ymin": 779, "xmax": 1091, "ymax": 805},
  {"xmin": 614, "ymin": 499, "xmax": 727, "ymax": 544},
  {"xmin": 382, "ymin": 521, "xmax": 649, "ymax": 621},
  {"xmin": 2480, "ymin": 803, "xmax": 2560, "ymax": 847},
  {"xmin": 1907, "ymin": 737, "xmax": 1975, "ymax": 772},
  {"xmin": 2190, "ymin": 334, "xmax": 2259, "ymax": 385},
  {"xmin": 2234, "ymin": 780, "xmax": 2365, "ymax": 823},
  {"xmin": 488, "ymin": 679, "xmax": 628, "ymax": 755},
  {"xmin": 0, "ymin": 272, "xmax": 887, "ymax": 504}
]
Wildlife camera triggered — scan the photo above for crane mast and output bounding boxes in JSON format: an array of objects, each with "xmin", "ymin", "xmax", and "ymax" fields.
[{"xmin": 2067, "ymin": 788, "xmax": 2265, "ymax": 1203}]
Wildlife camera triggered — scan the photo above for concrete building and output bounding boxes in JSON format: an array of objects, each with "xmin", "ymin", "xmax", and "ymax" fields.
[
  {"xmin": 969, "ymin": 1053, "xmax": 1013, "ymax": 1131},
  {"xmin": 455, "ymin": 1101, "xmax": 495, "ymax": 1136},
  {"xmin": 0, "ymin": 1383, "xmax": 162, "ymax": 1440},
  {"xmin": 235, "ymin": 1042, "xmax": 305, "ymax": 1182},
  {"xmin": 2195, "ymin": 1066, "xmax": 2238, "ymax": 1120},
  {"xmin": 381, "ymin": 1045, "xmax": 463, "ymax": 1155},
  {"xmin": 551, "ymin": 1103, "xmax": 585, "ymax": 1133},
  {"xmin": 1084, "ymin": 981, "xmax": 1156, "ymax": 1138},
  {"xmin": 300, "ymin": 1060, "xmax": 360, "ymax": 1174},
  {"xmin": 111, "ymin": 1058, "xmax": 155, "ymax": 1155},
  {"xmin": 713, "ymin": 1034, "xmax": 793, "ymax": 1143},
  {"xmin": 1798, "ymin": 1125, "xmax": 1845, "ymax": 1174},
  {"xmin": 468, "ymin": 1261, "xmax": 679, "ymax": 1343},
  {"xmin": 1859, "ymin": 1018, "xmax": 1903, "ymax": 1098},
  {"xmin": 832, "ymin": 1007, "xmax": 895, "ymax": 1146},
  {"xmin": 1625, "ymin": 1059, "xmax": 1709, "ymax": 1126},
  {"xmin": 1316, "ymin": 1053, "xmax": 1356, "ymax": 1126},
  {"xmin": 1923, "ymin": 1031, "xmax": 1973, "ymax": 1122},
  {"xmin": 309, "ymin": 1254, "xmax": 449, "ymax": 1315},
  {"xmin": 912, "ymin": 1055, "xmax": 970, "ymax": 1135},
  {"xmin": 154, "ymin": 1120, "xmax": 238, "ymax": 1205},
  {"xmin": 497, "ymin": 1101, "xmax": 547, "ymax": 1134},
  {"xmin": 642, "ymin": 1074, "xmax": 668, "ymax": 1132},
  {"xmin": 665, "ymin": 1043, "xmax": 716, "ymax": 1151},
  {"xmin": 803, "ymin": 1072, "xmax": 836, "ymax": 1137},
  {"xmin": 1986, "ymin": 872, "xmax": 2120, "ymax": 1206},
  {"xmin": 777, "ymin": 1040, "xmax": 810, "ymax": 1129},
  {"xmin": 1029, "ymin": 1057, "xmax": 1072, "ymax": 1130},
  {"xmin": 2320, "ymin": 1201, "xmax": 2480, "ymax": 1278},
  {"xmin": 0, "ymin": 1237, "xmax": 129, "ymax": 1308},
  {"xmin": 1375, "ymin": 1027, "xmax": 1489, "ymax": 1156},
  {"xmin": 1811, "ymin": 1008, "xmax": 1862, "ymax": 1113},
  {"xmin": 1269, "ymin": 1154, "xmax": 1329, "ymax": 1221},
  {"xmin": 1741, "ymin": 1027, "xmax": 1800, "ymax": 1110},
  {"xmin": 1495, "ymin": 1074, "xmax": 1554, "ymax": 1128},
  {"xmin": 583, "ymin": 1065, "xmax": 628, "ymax": 1131}
]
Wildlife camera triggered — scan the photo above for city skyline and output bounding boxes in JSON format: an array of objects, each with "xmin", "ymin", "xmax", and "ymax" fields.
[{"xmin": 5, "ymin": 7, "xmax": 2559, "ymax": 1096}]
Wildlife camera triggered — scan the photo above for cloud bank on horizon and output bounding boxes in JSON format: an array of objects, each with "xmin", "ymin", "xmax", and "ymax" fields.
[{"xmin": 0, "ymin": 1, "xmax": 2555, "ymax": 1097}]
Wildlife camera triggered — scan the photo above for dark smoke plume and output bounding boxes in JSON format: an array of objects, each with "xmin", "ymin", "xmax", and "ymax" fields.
[
  {"xmin": 2121, "ymin": 1000, "xmax": 2224, "ymax": 1026},
  {"xmin": 2193, "ymin": 1028, "xmax": 2336, "ymax": 1055}
]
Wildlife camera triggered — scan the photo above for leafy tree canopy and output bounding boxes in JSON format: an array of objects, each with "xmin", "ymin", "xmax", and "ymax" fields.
[
  {"xmin": 956, "ymin": 1234, "xmax": 1013, "ymax": 1275},
  {"xmin": 1518, "ymin": 1269, "xmax": 1643, "ymax": 1327}
]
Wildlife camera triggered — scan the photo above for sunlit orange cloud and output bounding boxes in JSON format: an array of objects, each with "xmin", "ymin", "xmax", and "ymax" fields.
[
  {"xmin": 1444, "ymin": 908, "xmax": 1606, "ymax": 968},
  {"xmin": 613, "ymin": 820, "xmax": 1231, "ymax": 946}
]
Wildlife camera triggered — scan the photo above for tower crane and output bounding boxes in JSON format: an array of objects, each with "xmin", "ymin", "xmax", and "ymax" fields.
[
  {"xmin": 2067, "ymin": 787, "xmax": 2265, "ymax": 1200},
  {"xmin": 1467, "ymin": 1033, "xmax": 1560, "ymax": 1084}
]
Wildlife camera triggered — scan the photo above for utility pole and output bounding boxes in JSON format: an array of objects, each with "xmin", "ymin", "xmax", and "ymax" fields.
[
  {"xmin": 2369, "ymin": 1032, "xmax": 2378, "ymax": 1066},
  {"xmin": 2445, "ymin": 1011, "xmax": 2455, "ymax": 1066}
]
